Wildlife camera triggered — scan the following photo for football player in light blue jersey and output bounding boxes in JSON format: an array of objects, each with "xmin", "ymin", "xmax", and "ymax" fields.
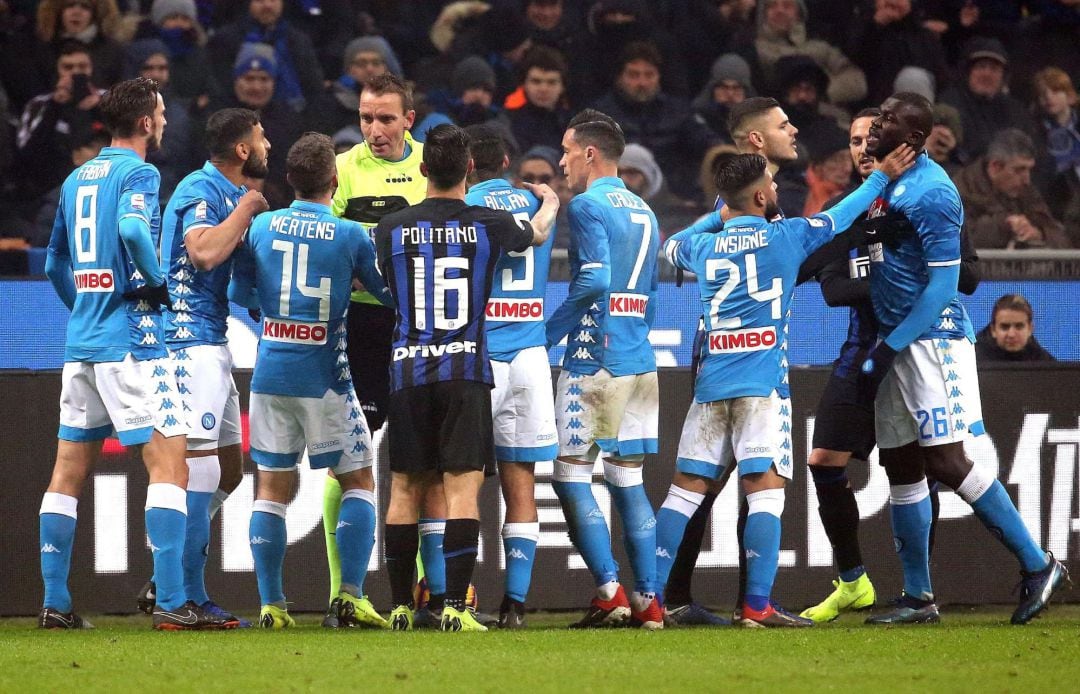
[
  {"xmin": 40, "ymin": 78, "xmax": 232, "ymax": 631},
  {"xmin": 229, "ymin": 133, "xmax": 391, "ymax": 629},
  {"xmin": 464, "ymin": 124, "xmax": 558, "ymax": 629},
  {"xmin": 661, "ymin": 147, "xmax": 916, "ymax": 627},
  {"xmin": 136, "ymin": 108, "xmax": 269, "ymax": 625},
  {"xmin": 858, "ymin": 93, "xmax": 1067, "ymax": 626},
  {"xmin": 545, "ymin": 110, "xmax": 663, "ymax": 629}
]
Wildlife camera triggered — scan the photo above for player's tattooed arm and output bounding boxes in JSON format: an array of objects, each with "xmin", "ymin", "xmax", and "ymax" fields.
[
  {"xmin": 522, "ymin": 181, "xmax": 560, "ymax": 246},
  {"xmin": 186, "ymin": 189, "xmax": 269, "ymax": 272}
]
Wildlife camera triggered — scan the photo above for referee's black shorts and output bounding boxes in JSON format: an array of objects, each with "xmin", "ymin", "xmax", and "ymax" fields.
[
  {"xmin": 387, "ymin": 380, "xmax": 496, "ymax": 476},
  {"xmin": 346, "ymin": 301, "xmax": 395, "ymax": 431},
  {"xmin": 812, "ymin": 353, "xmax": 877, "ymax": 462}
]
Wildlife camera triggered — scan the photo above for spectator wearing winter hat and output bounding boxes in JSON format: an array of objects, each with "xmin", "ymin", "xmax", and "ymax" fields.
[
  {"xmin": 306, "ymin": 35, "xmax": 401, "ymax": 138},
  {"xmin": 774, "ymin": 54, "xmax": 850, "ymax": 143},
  {"xmin": 940, "ymin": 36, "xmax": 1035, "ymax": 161},
  {"xmin": 618, "ymin": 142, "xmax": 701, "ymax": 236},
  {"xmin": 892, "ymin": 65, "xmax": 936, "ymax": 104},
  {"xmin": 504, "ymin": 45, "xmax": 572, "ymax": 153},
  {"xmin": 33, "ymin": 0, "xmax": 125, "ymax": 90},
  {"xmin": 692, "ymin": 53, "xmax": 755, "ymax": 137},
  {"xmin": 425, "ymin": 55, "xmax": 518, "ymax": 151},
  {"xmin": 125, "ymin": 37, "xmax": 196, "ymax": 197},
  {"xmin": 208, "ymin": 0, "xmax": 324, "ymax": 113},
  {"xmin": 926, "ymin": 102, "xmax": 967, "ymax": 175},
  {"xmin": 754, "ymin": 0, "xmax": 867, "ymax": 106},
  {"xmin": 142, "ymin": 0, "xmax": 217, "ymax": 105},
  {"xmin": 202, "ymin": 42, "xmax": 301, "ymax": 209}
]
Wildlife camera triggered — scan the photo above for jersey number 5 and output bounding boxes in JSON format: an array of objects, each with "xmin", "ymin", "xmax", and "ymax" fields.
[
  {"xmin": 272, "ymin": 239, "xmax": 331, "ymax": 321},
  {"xmin": 705, "ymin": 252, "xmax": 783, "ymax": 328}
]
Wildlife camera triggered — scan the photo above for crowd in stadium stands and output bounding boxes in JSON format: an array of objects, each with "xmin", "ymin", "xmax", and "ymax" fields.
[{"xmin": 0, "ymin": 0, "xmax": 1078, "ymax": 253}]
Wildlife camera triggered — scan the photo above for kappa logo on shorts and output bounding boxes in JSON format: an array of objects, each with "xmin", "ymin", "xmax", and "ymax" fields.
[{"xmin": 125, "ymin": 414, "xmax": 152, "ymax": 426}]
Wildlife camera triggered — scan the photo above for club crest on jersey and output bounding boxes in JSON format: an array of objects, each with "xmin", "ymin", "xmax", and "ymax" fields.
[
  {"xmin": 263, "ymin": 317, "xmax": 328, "ymax": 345},
  {"xmin": 608, "ymin": 292, "xmax": 648, "ymax": 318},
  {"xmin": 74, "ymin": 269, "xmax": 114, "ymax": 292},
  {"xmin": 486, "ymin": 298, "xmax": 543, "ymax": 321},
  {"xmin": 707, "ymin": 326, "xmax": 777, "ymax": 354}
]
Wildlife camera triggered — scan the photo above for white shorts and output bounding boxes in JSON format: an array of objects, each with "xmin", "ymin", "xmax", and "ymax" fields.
[
  {"xmin": 170, "ymin": 344, "xmax": 241, "ymax": 450},
  {"xmin": 59, "ymin": 354, "xmax": 189, "ymax": 446},
  {"xmin": 874, "ymin": 337, "xmax": 986, "ymax": 449},
  {"xmin": 249, "ymin": 387, "xmax": 373, "ymax": 475},
  {"xmin": 555, "ymin": 369, "xmax": 658, "ymax": 459},
  {"xmin": 675, "ymin": 393, "xmax": 794, "ymax": 481},
  {"xmin": 491, "ymin": 346, "xmax": 558, "ymax": 463}
]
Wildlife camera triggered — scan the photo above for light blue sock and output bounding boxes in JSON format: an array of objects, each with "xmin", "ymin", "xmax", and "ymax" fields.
[
  {"xmin": 145, "ymin": 482, "xmax": 188, "ymax": 611},
  {"xmin": 553, "ymin": 473, "xmax": 619, "ymax": 587},
  {"xmin": 744, "ymin": 489, "xmax": 784, "ymax": 608},
  {"xmin": 250, "ymin": 501, "xmax": 288, "ymax": 606},
  {"xmin": 419, "ymin": 519, "xmax": 447, "ymax": 598},
  {"xmin": 183, "ymin": 490, "xmax": 212, "ymax": 606},
  {"xmin": 606, "ymin": 478, "xmax": 657, "ymax": 595},
  {"xmin": 889, "ymin": 481, "xmax": 933, "ymax": 600},
  {"xmin": 962, "ymin": 473, "xmax": 1048, "ymax": 573},
  {"xmin": 502, "ymin": 522, "xmax": 540, "ymax": 603},
  {"xmin": 655, "ymin": 485, "xmax": 705, "ymax": 601},
  {"xmin": 39, "ymin": 492, "xmax": 78, "ymax": 612},
  {"xmin": 337, "ymin": 489, "xmax": 377, "ymax": 594}
]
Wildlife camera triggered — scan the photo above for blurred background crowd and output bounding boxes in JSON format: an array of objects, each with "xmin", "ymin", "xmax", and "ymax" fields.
[{"xmin": 0, "ymin": 0, "xmax": 1077, "ymax": 253}]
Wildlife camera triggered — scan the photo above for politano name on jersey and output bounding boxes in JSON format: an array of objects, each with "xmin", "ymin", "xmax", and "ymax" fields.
[
  {"xmin": 47, "ymin": 147, "xmax": 167, "ymax": 362},
  {"xmin": 376, "ymin": 198, "xmax": 534, "ymax": 392},
  {"xmin": 465, "ymin": 178, "xmax": 554, "ymax": 362},
  {"xmin": 161, "ymin": 161, "xmax": 246, "ymax": 346},
  {"xmin": 230, "ymin": 200, "xmax": 388, "ymax": 398}
]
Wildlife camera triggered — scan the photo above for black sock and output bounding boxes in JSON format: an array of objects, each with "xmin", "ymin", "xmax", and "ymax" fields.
[
  {"xmin": 927, "ymin": 477, "xmax": 940, "ymax": 558},
  {"xmin": 665, "ymin": 491, "xmax": 719, "ymax": 606},
  {"xmin": 443, "ymin": 518, "xmax": 480, "ymax": 611},
  {"xmin": 736, "ymin": 495, "xmax": 748, "ymax": 609},
  {"xmin": 809, "ymin": 465, "xmax": 863, "ymax": 574},
  {"xmin": 385, "ymin": 523, "xmax": 419, "ymax": 608},
  {"xmin": 427, "ymin": 593, "xmax": 445, "ymax": 612}
]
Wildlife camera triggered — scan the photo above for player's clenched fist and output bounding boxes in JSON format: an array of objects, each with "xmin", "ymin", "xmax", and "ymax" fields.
[{"xmin": 239, "ymin": 189, "xmax": 269, "ymax": 216}]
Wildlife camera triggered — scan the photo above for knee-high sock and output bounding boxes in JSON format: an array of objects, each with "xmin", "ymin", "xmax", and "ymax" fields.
[
  {"xmin": 502, "ymin": 522, "xmax": 540, "ymax": 603},
  {"xmin": 553, "ymin": 461, "xmax": 619, "ymax": 589},
  {"xmin": 927, "ymin": 477, "xmax": 940, "ymax": 557},
  {"xmin": 655, "ymin": 485, "xmax": 705, "ymax": 601},
  {"xmin": 809, "ymin": 464, "xmax": 864, "ymax": 581},
  {"xmin": 145, "ymin": 483, "xmax": 188, "ymax": 611},
  {"xmin": 419, "ymin": 518, "xmax": 446, "ymax": 607},
  {"xmin": 250, "ymin": 500, "xmax": 288, "ymax": 607},
  {"xmin": 385, "ymin": 523, "xmax": 419, "ymax": 607},
  {"xmin": 957, "ymin": 465, "xmax": 1048, "ymax": 573},
  {"xmin": 665, "ymin": 490, "xmax": 718, "ymax": 606},
  {"xmin": 443, "ymin": 518, "xmax": 480, "ymax": 610},
  {"xmin": 604, "ymin": 462, "xmax": 657, "ymax": 595},
  {"xmin": 337, "ymin": 488, "xmax": 376, "ymax": 596},
  {"xmin": 743, "ymin": 489, "xmax": 784, "ymax": 611},
  {"xmin": 322, "ymin": 474, "xmax": 342, "ymax": 602},
  {"xmin": 39, "ymin": 492, "xmax": 78, "ymax": 612},
  {"xmin": 183, "ymin": 455, "xmax": 220, "ymax": 606},
  {"xmin": 889, "ymin": 480, "xmax": 933, "ymax": 600}
]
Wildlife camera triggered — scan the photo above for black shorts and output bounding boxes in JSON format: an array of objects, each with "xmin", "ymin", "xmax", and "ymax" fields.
[
  {"xmin": 346, "ymin": 301, "xmax": 395, "ymax": 431},
  {"xmin": 812, "ymin": 358, "xmax": 877, "ymax": 462},
  {"xmin": 387, "ymin": 380, "xmax": 496, "ymax": 476}
]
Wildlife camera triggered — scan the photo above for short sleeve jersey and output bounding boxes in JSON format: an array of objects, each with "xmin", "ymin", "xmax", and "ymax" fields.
[
  {"xmin": 665, "ymin": 212, "xmax": 840, "ymax": 402},
  {"xmin": 375, "ymin": 198, "xmax": 534, "ymax": 392},
  {"xmin": 48, "ymin": 147, "xmax": 167, "ymax": 362},
  {"xmin": 331, "ymin": 133, "xmax": 427, "ymax": 305},
  {"xmin": 868, "ymin": 153, "xmax": 973, "ymax": 341},
  {"xmin": 465, "ymin": 178, "xmax": 554, "ymax": 362},
  {"xmin": 160, "ymin": 161, "xmax": 246, "ymax": 346},
  {"xmin": 233, "ymin": 200, "xmax": 381, "ymax": 398},
  {"xmin": 561, "ymin": 177, "xmax": 659, "ymax": 377}
]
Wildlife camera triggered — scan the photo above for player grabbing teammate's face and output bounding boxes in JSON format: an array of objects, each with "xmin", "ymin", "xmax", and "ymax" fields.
[
  {"xmin": 559, "ymin": 127, "xmax": 592, "ymax": 194},
  {"xmin": 241, "ymin": 121, "xmax": 272, "ymax": 179},
  {"xmin": 359, "ymin": 90, "xmax": 415, "ymax": 161},
  {"xmin": 849, "ymin": 116, "xmax": 877, "ymax": 179}
]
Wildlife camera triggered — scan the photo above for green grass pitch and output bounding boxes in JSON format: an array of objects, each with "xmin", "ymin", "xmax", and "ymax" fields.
[{"xmin": 4, "ymin": 607, "xmax": 1080, "ymax": 692}]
